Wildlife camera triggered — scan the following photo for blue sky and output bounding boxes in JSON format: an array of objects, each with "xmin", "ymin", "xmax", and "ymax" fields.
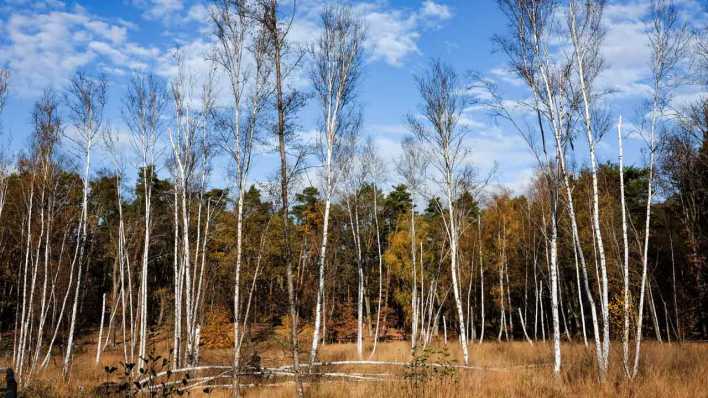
[{"xmin": 0, "ymin": 0, "xmax": 705, "ymax": 198}]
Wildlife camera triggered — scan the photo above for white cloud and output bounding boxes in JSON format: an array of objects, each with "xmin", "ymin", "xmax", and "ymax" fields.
[
  {"xmin": 85, "ymin": 19, "xmax": 127, "ymax": 44},
  {"xmin": 597, "ymin": 17, "xmax": 653, "ymax": 98},
  {"xmin": 362, "ymin": 9, "xmax": 420, "ymax": 66},
  {"xmin": 420, "ymin": 1, "xmax": 452, "ymax": 20},
  {"xmin": 468, "ymin": 126, "xmax": 537, "ymax": 195},
  {"xmin": 469, "ymin": 127, "xmax": 534, "ymax": 170},
  {"xmin": 153, "ymin": 38, "xmax": 237, "ymax": 109},
  {"xmin": 459, "ymin": 113, "xmax": 486, "ymax": 130},
  {"xmin": 670, "ymin": 88, "xmax": 708, "ymax": 110},
  {"xmin": 185, "ymin": 3, "xmax": 210, "ymax": 24},
  {"xmin": 0, "ymin": 6, "xmax": 158, "ymax": 98},
  {"xmin": 369, "ymin": 123, "xmax": 409, "ymax": 136},
  {"xmin": 142, "ymin": 0, "xmax": 184, "ymax": 21},
  {"xmin": 604, "ymin": 1, "xmax": 649, "ymax": 21},
  {"xmin": 1, "ymin": 11, "xmax": 96, "ymax": 96},
  {"xmin": 597, "ymin": 0, "xmax": 707, "ymax": 99},
  {"xmin": 355, "ymin": 1, "xmax": 454, "ymax": 66},
  {"xmin": 490, "ymin": 67, "xmax": 524, "ymax": 87},
  {"xmin": 142, "ymin": 0, "xmax": 455, "ymax": 72},
  {"xmin": 2, "ymin": 0, "xmax": 66, "ymax": 11}
]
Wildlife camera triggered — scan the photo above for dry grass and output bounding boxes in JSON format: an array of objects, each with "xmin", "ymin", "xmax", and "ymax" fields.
[{"xmin": 2, "ymin": 336, "xmax": 707, "ymax": 397}]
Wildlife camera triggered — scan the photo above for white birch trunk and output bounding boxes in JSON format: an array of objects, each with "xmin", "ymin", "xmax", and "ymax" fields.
[
  {"xmin": 568, "ymin": 6, "xmax": 610, "ymax": 375},
  {"xmin": 96, "ymin": 293, "xmax": 106, "ymax": 364},
  {"xmin": 518, "ymin": 308, "xmax": 533, "ymax": 345},
  {"xmin": 550, "ymin": 208, "xmax": 561, "ymax": 375},
  {"xmin": 310, "ymin": 146, "xmax": 332, "ymax": 364},
  {"xmin": 233, "ymin": 184, "xmax": 245, "ymax": 396},
  {"xmin": 370, "ymin": 185, "xmax": 384, "ymax": 358},
  {"xmin": 478, "ymin": 215, "xmax": 485, "ymax": 344},
  {"xmin": 618, "ymin": 116, "xmax": 631, "ymax": 375},
  {"xmin": 63, "ymin": 143, "xmax": 92, "ymax": 379},
  {"xmin": 632, "ymin": 108, "xmax": 657, "ymax": 377},
  {"xmin": 410, "ymin": 208, "xmax": 418, "ymax": 349},
  {"xmin": 446, "ymin": 180, "xmax": 468, "ymax": 365},
  {"xmin": 138, "ymin": 171, "xmax": 151, "ymax": 365}
]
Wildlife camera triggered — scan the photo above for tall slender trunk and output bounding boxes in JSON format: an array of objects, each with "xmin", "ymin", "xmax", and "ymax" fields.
[
  {"xmin": 504, "ymin": 236, "xmax": 513, "ymax": 337},
  {"xmin": 345, "ymin": 196, "xmax": 364, "ymax": 359},
  {"xmin": 466, "ymin": 258, "xmax": 475, "ymax": 342},
  {"xmin": 569, "ymin": 9, "xmax": 610, "ymax": 376},
  {"xmin": 632, "ymin": 102, "xmax": 657, "ymax": 378},
  {"xmin": 648, "ymin": 282, "xmax": 662, "ymax": 343},
  {"xmin": 63, "ymin": 147, "xmax": 92, "ymax": 380},
  {"xmin": 233, "ymin": 182, "xmax": 245, "ymax": 397},
  {"xmin": 370, "ymin": 186, "xmax": 384, "ymax": 357},
  {"xmin": 356, "ymin": 210, "xmax": 364, "ymax": 358},
  {"xmin": 618, "ymin": 116, "xmax": 631, "ymax": 375},
  {"xmin": 549, "ymin": 205, "xmax": 561, "ymax": 375},
  {"xmin": 670, "ymin": 236, "xmax": 680, "ymax": 340},
  {"xmin": 138, "ymin": 171, "xmax": 152, "ymax": 364},
  {"xmin": 540, "ymin": 280, "xmax": 546, "ymax": 342},
  {"xmin": 96, "ymin": 293, "xmax": 106, "ymax": 364},
  {"xmin": 571, "ymin": 230, "xmax": 588, "ymax": 347},
  {"xmin": 32, "ymin": 190, "xmax": 53, "ymax": 373},
  {"xmin": 478, "ymin": 215, "xmax": 485, "ymax": 344},
  {"xmin": 446, "ymin": 179, "xmax": 468, "ymax": 365},
  {"xmin": 16, "ymin": 175, "xmax": 35, "ymax": 379},
  {"xmin": 498, "ymin": 228, "xmax": 507, "ymax": 342},
  {"xmin": 270, "ymin": 9, "xmax": 304, "ymax": 393},
  {"xmin": 310, "ymin": 147, "xmax": 332, "ymax": 365},
  {"xmin": 518, "ymin": 308, "xmax": 533, "ymax": 345},
  {"xmin": 410, "ymin": 207, "xmax": 418, "ymax": 349},
  {"xmin": 178, "ymin": 176, "xmax": 192, "ymax": 366},
  {"xmin": 533, "ymin": 246, "xmax": 539, "ymax": 341},
  {"xmin": 173, "ymin": 188, "xmax": 181, "ymax": 368}
]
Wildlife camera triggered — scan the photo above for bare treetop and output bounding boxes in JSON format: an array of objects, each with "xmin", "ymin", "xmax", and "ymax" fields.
[
  {"xmin": 123, "ymin": 73, "xmax": 167, "ymax": 169},
  {"xmin": 408, "ymin": 60, "xmax": 476, "ymax": 195},
  {"xmin": 65, "ymin": 72, "xmax": 108, "ymax": 143}
]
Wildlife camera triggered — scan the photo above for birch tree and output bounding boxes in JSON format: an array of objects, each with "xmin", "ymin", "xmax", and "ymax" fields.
[
  {"xmin": 492, "ymin": 0, "xmax": 610, "ymax": 376},
  {"xmin": 123, "ymin": 72, "xmax": 166, "ymax": 366},
  {"xmin": 102, "ymin": 125, "xmax": 135, "ymax": 365},
  {"xmin": 408, "ymin": 60, "xmax": 475, "ymax": 365},
  {"xmin": 397, "ymin": 137, "xmax": 428, "ymax": 350},
  {"xmin": 211, "ymin": 0, "xmax": 272, "ymax": 393},
  {"xmin": 617, "ymin": 115, "xmax": 632, "ymax": 374},
  {"xmin": 566, "ymin": 0, "xmax": 611, "ymax": 376},
  {"xmin": 62, "ymin": 73, "xmax": 107, "ymax": 379},
  {"xmin": 14, "ymin": 90, "xmax": 62, "ymax": 381},
  {"xmin": 253, "ymin": 0, "xmax": 306, "ymax": 394},
  {"xmin": 337, "ymin": 139, "xmax": 368, "ymax": 359},
  {"xmin": 309, "ymin": 4, "xmax": 363, "ymax": 364},
  {"xmin": 632, "ymin": 0, "xmax": 688, "ymax": 377},
  {"xmin": 167, "ymin": 53, "xmax": 216, "ymax": 368},
  {"xmin": 362, "ymin": 138, "xmax": 386, "ymax": 358}
]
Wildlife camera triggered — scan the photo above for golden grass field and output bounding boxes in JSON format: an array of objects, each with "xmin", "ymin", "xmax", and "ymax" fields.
[{"xmin": 3, "ymin": 334, "xmax": 708, "ymax": 397}]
